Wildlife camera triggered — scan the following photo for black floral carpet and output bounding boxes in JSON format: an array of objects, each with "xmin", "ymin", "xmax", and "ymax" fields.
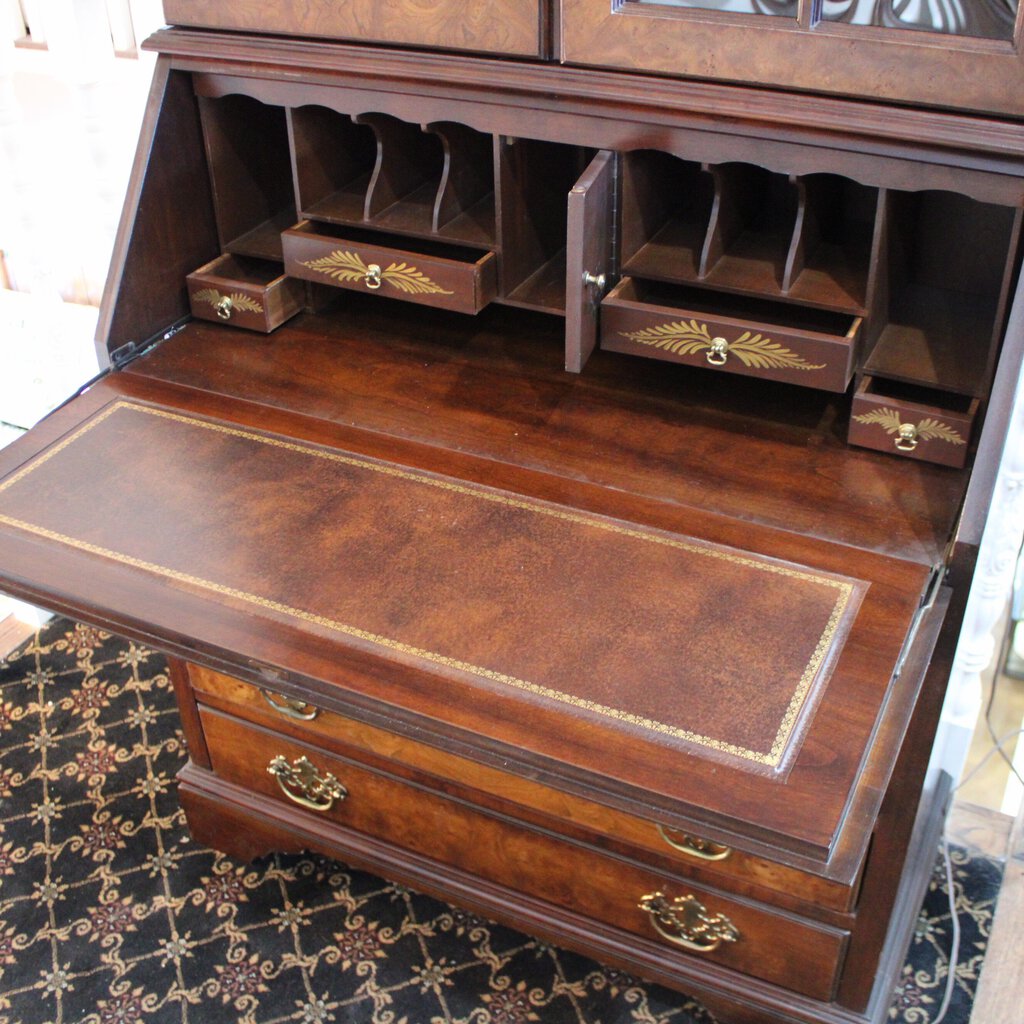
[{"xmin": 0, "ymin": 619, "xmax": 1004, "ymax": 1024}]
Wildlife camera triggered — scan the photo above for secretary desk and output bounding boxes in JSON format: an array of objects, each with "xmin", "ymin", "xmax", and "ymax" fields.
[{"xmin": 1, "ymin": 2, "xmax": 1023, "ymax": 1022}]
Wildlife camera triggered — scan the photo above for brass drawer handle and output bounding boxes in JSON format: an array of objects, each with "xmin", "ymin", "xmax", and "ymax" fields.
[
  {"xmin": 260, "ymin": 688, "xmax": 320, "ymax": 721},
  {"xmin": 657, "ymin": 825, "xmax": 731, "ymax": 861},
  {"xmin": 365, "ymin": 263, "xmax": 383, "ymax": 289},
  {"xmin": 895, "ymin": 423, "xmax": 919, "ymax": 451},
  {"xmin": 706, "ymin": 336, "xmax": 729, "ymax": 366},
  {"xmin": 267, "ymin": 755, "xmax": 347, "ymax": 812},
  {"xmin": 215, "ymin": 296, "xmax": 233, "ymax": 320},
  {"xmin": 638, "ymin": 891, "xmax": 739, "ymax": 953}
]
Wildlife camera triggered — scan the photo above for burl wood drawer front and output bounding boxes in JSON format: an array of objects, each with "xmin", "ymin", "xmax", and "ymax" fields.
[
  {"xmin": 188, "ymin": 662, "xmax": 857, "ymax": 915},
  {"xmin": 282, "ymin": 221, "xmax": 497, "ymax": 314},
  {"xmin": 186, "ymin": 254, "xmax": 304, "ymax": 333},
  {"xmin": 601, "ymin": 278, "xmax": 860, "ymax": 393},
  {"xmin": 198, "ymin": 706, "xmax": 847, "ymax": 1000},
  {"xmin": 162, "ymin": 0, "xmax": 545, "ymax": 57},
  {"xmin": 848, "ymin": 377, "xmax": 978, "ymax": 469}
]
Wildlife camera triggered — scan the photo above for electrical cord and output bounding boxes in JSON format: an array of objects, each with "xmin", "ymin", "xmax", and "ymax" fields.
[{"xmin": 930, "ymin": 836, "xmax": 961, "ymax": 1024}]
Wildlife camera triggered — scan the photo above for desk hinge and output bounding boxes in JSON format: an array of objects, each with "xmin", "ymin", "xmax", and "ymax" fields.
[
  {"xmin": 893, "ymin": 563, "xmax": 947, "ymax": 680},
  {"xmin": 110, "ymin": 317, "xmax": 189, "ymax": 370}
]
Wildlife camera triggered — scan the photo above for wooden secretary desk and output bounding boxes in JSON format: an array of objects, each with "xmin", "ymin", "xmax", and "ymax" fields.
[{"xmin": 2, "ymin": 3, "xmax": 1024, "ymax": 1022}]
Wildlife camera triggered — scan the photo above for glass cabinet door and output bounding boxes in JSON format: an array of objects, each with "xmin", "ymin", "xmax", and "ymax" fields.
[{"xmin": 560, "ymin": 0, "xmax": 1023, "ymax": 116}]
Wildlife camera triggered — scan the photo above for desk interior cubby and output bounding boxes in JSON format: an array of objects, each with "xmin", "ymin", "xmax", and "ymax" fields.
[
  {"xmin": 864, "ymin": 190, "xmax": 1021, "ymax": 397},
  {"xmin": 497, "ymin": 138, "xmax": 592, "ymax": 314},
  {"xmin": 198, "ymin": 94, "xmax": 297, "ymax": 260},
  {"xmin": 289, "ymin": 107, "xmax": 496, "ymax": 249},
  {"xmin": 619, "ymin": 155, "xmax": 878, "ymax": 313}
]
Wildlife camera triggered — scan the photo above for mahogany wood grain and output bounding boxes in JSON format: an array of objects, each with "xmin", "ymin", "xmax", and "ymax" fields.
[
  {"xmin": 559, "ymin": 0, "xmax": 1024, "ymax": 118},
  {"xmin": 177, "ymin": 763, "xmax": 946, "ymax": 1024},
  {"xmin": 127, "ymin": 306, "xmax": 968, "ymax": 566},
  {"xmin": 167, "ymin": 657, "xmax": 211, "ymax": 769},
  {"xmin": 162, "ymin": 0, "xmax": 545, "ymax": 58},
  {"xmin": 0, "ymin": 371, "xmax": 937, "ymax": 873},
  {"xmin": 198, "ymin": 705, "xmax": 849, "ymax": 1000},
  {"xmin": 188, "ymin": 662, "xmax": 860, "ymax": 916},
  {"xmin": 97, "ymin": 63, "xmax": 220, "ymax": 362}
]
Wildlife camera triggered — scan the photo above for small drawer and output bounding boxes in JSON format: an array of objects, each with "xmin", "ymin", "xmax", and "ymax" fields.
[
  {"xmin": 849, "ymin": 377, "xmax": 978, "ymax": 468},
  {"xmin": 601, "ymin": 278, "xmax": 860, "ymax": 393},
  {"xmin": 188, "ymin": 663, "xmax": 858, "ymax": 915},
  {"xmin": 198, "ymin": 705, "xmax": 849, "ymax": 1001},
  {"xmin": 186, "ymin": 254, "xmax": 304, "ymax": 333},
  {"xmin": 283, "ymin": 221, "xmax": 497, "ymax": 314}
]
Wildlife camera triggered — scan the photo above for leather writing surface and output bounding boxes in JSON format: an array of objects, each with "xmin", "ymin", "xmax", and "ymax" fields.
[{"xmin": 0, "ymin": 400, "xmax": 863, "ymax": 771}]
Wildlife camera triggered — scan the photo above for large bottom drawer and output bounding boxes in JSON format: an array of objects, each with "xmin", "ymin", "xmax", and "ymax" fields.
[
  {"xmin": 197, "ymin": 705, "xmax": 848, "ymax": 1001},
  {"xmin": 189, "ymin": 662, "xmax": 860, "ymax": 915}
]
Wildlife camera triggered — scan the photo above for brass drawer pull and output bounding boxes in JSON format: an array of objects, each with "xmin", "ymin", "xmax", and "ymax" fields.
[
  {"xmin": 267, "ymin": 755, "xmax": 347, "ymax": 812},
  {"xmin": 657, "ymin": 825, "xmax": 732, "ymax": 861},
  {"xmin": 895, "ymin": 423, "xmax": 919, "ymax": 451},
  {"xmin": 215, "ymin": 296, "xmax": 233, "ymax": 320},
  {"xmin": 365, "ymin": 263, "xmax": 383, "ymax": 289},
  {"xmin": 260, "ymin": 688, "xmax": 320, "ymax": 721},
  {"xmin": 638, "ymin": 891, "xmax": 739, "ymax": 953},
  {"xmin": 707, "ymin": 336, "xmax": 729, "ymax": 366}
]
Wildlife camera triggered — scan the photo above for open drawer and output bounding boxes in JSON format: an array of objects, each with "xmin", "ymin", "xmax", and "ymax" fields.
[
  {"xmin": 601, "ymin": 278, "xmax": 861, "ymax": 393},
  {"xmin": 186, "ymin": 254, "xmax": 304, "ymax": 333},
  {"xmin": 0, "ymin": 365, "xmax": 943, "ymax": 890},
  {"xmin": 283, "ymin": 220, "xmax": 497, "ymax": 314}
]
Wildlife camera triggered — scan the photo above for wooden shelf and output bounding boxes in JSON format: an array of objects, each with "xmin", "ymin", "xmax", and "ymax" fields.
[
  {"xmin": 224, "ymin": 209, "xmax": 297, "ymax": 261},
  {"xmin": 503, "ymin": 250, "xmax": 567, "ymax": 314},
  {"xmin": 865, "ymin": 286, "xmax": 995, "ymax": 397}
]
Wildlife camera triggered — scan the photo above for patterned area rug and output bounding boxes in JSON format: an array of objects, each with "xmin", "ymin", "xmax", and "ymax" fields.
[{"xmin": 0, "ymin": 620, "xmax": 1004, "ymax": 1024}]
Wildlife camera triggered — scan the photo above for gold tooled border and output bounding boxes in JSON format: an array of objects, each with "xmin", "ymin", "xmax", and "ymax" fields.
[{"xmin": 0, "ymin": 401, "xmax": 858, "ymax": 768}]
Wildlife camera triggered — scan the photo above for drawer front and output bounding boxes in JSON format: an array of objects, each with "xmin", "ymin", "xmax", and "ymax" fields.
[
  {"xmin": 198, "ymin": 705, "xmax": 847, "ymax": 1000},
  {"xmin": 849, "ymin": 377, "xmax": 978, "ymax": 469},
  {"xmin": 187, "ymin": 254, "xmax": 303, "ymax": 333},
  {"xmin": 601, "ymin": 280, "xmax": 859, "ymax": 393},
  {"xmin": 162, "ymin": 1, "xmax": 545, "ymax": 58},
  {"xmin": 282, "ymin": 224, "xmax": 497, "ymax": 314},
  {"xmin": 188, "ymin": 663, "xmax": 857, "ymax": 914}
]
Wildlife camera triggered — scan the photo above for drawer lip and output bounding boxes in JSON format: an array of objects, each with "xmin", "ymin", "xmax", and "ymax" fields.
[
  {"xmin": 186, "ymin": 253, "xmax": 303, "ymax": 332},
  {"xmin": 198, "ymin": 705, "xmax": 850, "ymax": 1002},
  {"xmin": 189, "ymin": 661, "xmax": 862, "ymax": 916},
  {"xmin": 848, "ymin": 376, "xmax": 978, "ymax": 469},
  {"xmin": 282, "ymin": 220, "xmax": 497, "ymax": 313},
  {"xmin": 600, "ymin": 277, "xmax": 859, "ymax": 393}
]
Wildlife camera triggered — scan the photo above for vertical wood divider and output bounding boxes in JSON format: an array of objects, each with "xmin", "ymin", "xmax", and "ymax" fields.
[{"xmin": 426, "ymin": 121, "xmax": 495, "ymax": 234}]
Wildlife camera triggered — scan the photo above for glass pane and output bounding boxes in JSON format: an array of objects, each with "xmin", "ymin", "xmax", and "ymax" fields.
[
  {"xmin": 821, "ymin": 0, "xmax": 1018, "ymax": 41},
  {"xmin": 629, "ymin": 0, "xmax": 798, "ymax": 15}
]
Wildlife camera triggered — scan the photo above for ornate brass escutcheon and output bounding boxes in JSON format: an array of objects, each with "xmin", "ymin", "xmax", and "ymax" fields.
[
  {"xmin": 267, "ymin": 755, "xmax": 347, "ymax": 812},
  {"xmin": 364, "ymin": 263, "xmax": 383, "ymax": 289},
  {"xmin": 657, "ymin": 825, "xmax": 732, "ymax": 861},
  {"xmin": 706, "ymin": 336, "xmax": 729, "ymax": 366},
  {"xmin": 215, "ymin": 296, "xmax": 233, "ymax": 320},
  {"xmin": 895, "ymin": 423, "xmax": 919, "ymax": 451},
  {"xmin": 260, "ymin": 689, "xmax": 320, "ymax": 721},
  {"xmin": 638, "ymin": 891, "xmax": 740, "ymax": 952}
]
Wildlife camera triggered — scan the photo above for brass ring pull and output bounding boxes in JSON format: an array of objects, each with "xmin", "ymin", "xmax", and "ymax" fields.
[
  {"xmin": 638, "ymin": 891, "xmax": 739, "ymax": 953},
  {"xmin": 706, "ymin": 337, "xmax": 729, "ymax": 366},
  {"xmin": 895, "ymin": 424, "xmax": 919, "ymax": 452},
  {"xmin": 260, "ymin": 689, "xmax": 319, "ymax": 721},
  {"xmin": 364, "ymin": 263, "xmax": 383, "ymax": 290},
  {"xmin": 267, "ymin": 755, "xmax": 347, "ymax": 813},
  {"xmin": 215, "ymin": 296, "xmax": 233, "ymax": 320},
  {"xmin": 657, "ymin": 825, "xmax": 732, "ymax": 861}
]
